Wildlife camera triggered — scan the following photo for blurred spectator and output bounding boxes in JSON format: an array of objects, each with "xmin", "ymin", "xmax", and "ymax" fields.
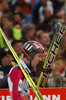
[
  {"xmin": 24, "ymin": 0, "xmax": 47, "ymax": 24},
  {"xmin": 1, "ymin": 13, "xmax": 14, "ymax": 29},
  {"xmin": 11, "ymin": 40, "xmax": 23, "ymax": 59},
  {"xmin": 13, "ymin": 12, "xmax": 22, "ymax": 24},
  {"xmin": 43, "ymin": 7, "xmax": 53, "ymax": 21},
  {"xmin": 0, "ymin": 47, "xmax": 15, "ymax": 88},
  {"xmin": 13, "ymin": 1, "xmax": 33, "ymax": 24},
  {"xmin": 0, "ymin": 13, "xmax": 14, "ymax": 48},
  {"xmin": 38, "ymin": 0, "xmax": 53, "ymax": 22},
  {"xmin": 0, "ymin": 0, "xmax": 9, "ymax": 13},
  {"xmin": 14, "ymin": 22, "xmax": 21, "ymax": 29},
  {"xmin": 19, "ymin": 0, "xmax": 31, "ymax": 14},
  {"xmin": 14, "ymin": 1, "xmax": 22, "ymax": 13},
  {"xmin": 0, "ymin": 27, "xmax": 14, "ymax": 49},
  {"xmin": 3, "ymin": 27, "xmax": 13, "ymax": 44},
  {"xmin": 54, "ymin": 10, "xmax": 65, "ymax": 25},
  {"xmin": 1, "ymin": 13, "xmax": 22, "ymax": 40},
  {"xmin": 34, "ymin": 31, "xmax": 51, "ymax": 49},
  {"xmin": 51, "ymin": 0, "xmax": 65, "ymax": 13},
  {"xmin": 23, "ymin": 0, "xmax": 40, "ymax": 24},
  {"xmin": 56, "ymin": 11, "xmax": 65, "ymax": 20},
  {"xmin": 0, "ymin": 48, "xmax": 14, "ymax": 77},
  {"xmin": 36, "ymin": 7, "xmax": 53, "ymax": 32},
  {"xmin": 47, "ymin": 54, "xmax": 66, "ymax": 87},
  {"xmin": 21, "ymin": 23, "xmax": 35, "ymax": 44},
  {"xmin": 13, "ymin": 23, "xmax": 22, "ymax": 40},
  {"xmin": 24, "ymin": 0, "xmax": 53, "ymax": 24},
  {"xmin": 34, "ymin": 30, "xmax": 43, "ymax": 43}
]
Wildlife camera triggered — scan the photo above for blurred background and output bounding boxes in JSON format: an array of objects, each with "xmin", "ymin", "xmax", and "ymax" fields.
[{"xmin": 0, "ymin": 0, "xmax": 66, "ymax": 88}]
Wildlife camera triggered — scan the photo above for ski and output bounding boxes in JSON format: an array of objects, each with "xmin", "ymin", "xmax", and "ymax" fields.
[
  {"xmin": 0, "ymin": 27, "xmax": 44, "ymax": 100},
  {"xmin": 37, "ymin": 22, "xmax": 66, "ymax": 88}
]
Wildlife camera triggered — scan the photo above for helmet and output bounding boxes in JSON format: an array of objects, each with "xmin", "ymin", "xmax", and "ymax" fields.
[{"xmin": 22, "ymin": 40, "xmax": 44, "ymax": 60}]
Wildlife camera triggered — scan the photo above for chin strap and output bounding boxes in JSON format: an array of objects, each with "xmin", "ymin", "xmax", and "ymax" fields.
[
  {"xmin": 29, "ymin": 60, "xmax": 32, "ymax": 70},
  {"xmin": 30, "ymin": 60, "xmax": 31, "ymax": 67}
]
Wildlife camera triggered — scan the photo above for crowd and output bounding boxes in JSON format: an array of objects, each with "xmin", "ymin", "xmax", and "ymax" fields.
[{"xmin": 0, "ymin": 0, "xmax": 66, "ymax": 88}]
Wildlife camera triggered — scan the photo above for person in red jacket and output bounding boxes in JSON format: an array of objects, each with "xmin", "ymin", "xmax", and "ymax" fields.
[{"xmin": 8, "ymin": 40, "xmax": 44, "ymax": 100}]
